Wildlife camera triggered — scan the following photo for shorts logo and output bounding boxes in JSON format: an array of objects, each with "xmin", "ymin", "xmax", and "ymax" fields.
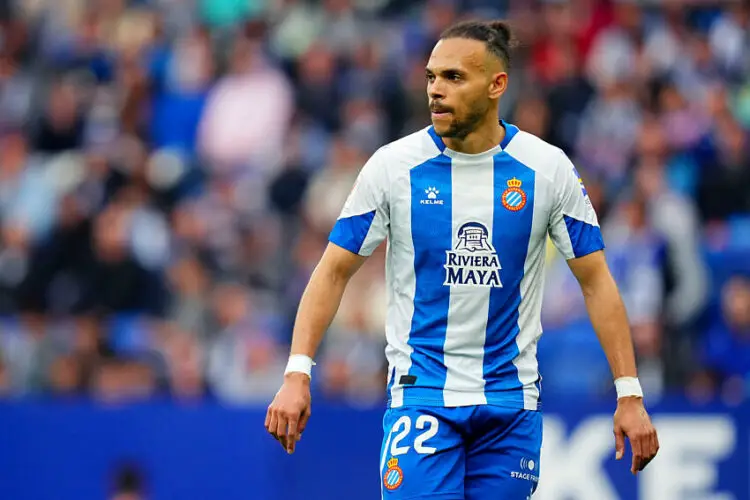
[
  {"xmin": 444, "ymin": 222, "xmax": 502, "ymax": 288},
  {"xmin": 511, "ymin": 456, "xmax": 539, "ymax": 483},
  {"xmin": 501, "ymin": 177, "xmax": 527, "ymax": 212},
  {"xmin": 383, "ymin": 457, "xmax": 403, "ymax": 491}
]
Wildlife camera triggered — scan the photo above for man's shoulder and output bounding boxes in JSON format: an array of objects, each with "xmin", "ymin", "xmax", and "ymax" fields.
[
  {"xmin": 504, "ymin": 129, "xmax": 568, "ymax": 183},
  {"xmin": 371, "ymin": 126, "xmax": 442, "ymax": 169}
]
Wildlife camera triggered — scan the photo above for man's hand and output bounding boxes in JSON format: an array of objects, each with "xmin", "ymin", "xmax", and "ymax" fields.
[
  {"xmin": 614, "ymin": 397, "xmax": 659, "ymax": 474},
  {"xmin": 265, "ymin": 372, "xmax": 312, "ymax": 454}
]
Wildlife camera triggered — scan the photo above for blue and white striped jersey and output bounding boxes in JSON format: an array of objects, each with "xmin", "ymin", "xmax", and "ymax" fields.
[{"xmin": 329, "ymin": 121, "xmax": 604, "ymax": 410}]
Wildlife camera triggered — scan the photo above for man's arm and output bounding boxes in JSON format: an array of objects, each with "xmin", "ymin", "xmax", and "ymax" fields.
[
  {"xmin": 265, "ymin": 243, "xmax": 366, "ymax": 454},
  {"xmin": 568, "ymin": 250, "xmax": 660, "ymax": 474},
  {"xmin": 567, "ymin": 250, "xmax": 637, "ymax": 380},
  {"xmin": 266, "ymin": 145, "xmax": 390, "ymax": 453},
  {"xmin": 289, "ymin": 242, "xmax": 367, "ymax": 359}
]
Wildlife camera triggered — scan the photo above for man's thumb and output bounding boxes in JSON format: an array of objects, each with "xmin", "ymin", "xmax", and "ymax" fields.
[{"xmin": 614, "ymin": 427, "xmax": 625, "ymax": 460}]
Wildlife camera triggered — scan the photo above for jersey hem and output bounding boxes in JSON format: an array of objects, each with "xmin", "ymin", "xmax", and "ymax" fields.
[{"xmin": 387, "ymin": 393, "xmax": 541, "ymax": 411}]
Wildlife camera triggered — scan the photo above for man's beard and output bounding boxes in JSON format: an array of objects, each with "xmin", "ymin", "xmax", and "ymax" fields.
[{"xmin": 436, "ymin": 102, "xmax": 488, "ymax": 139}]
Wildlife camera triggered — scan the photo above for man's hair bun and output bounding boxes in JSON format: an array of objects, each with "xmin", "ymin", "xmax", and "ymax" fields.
[{"xmin": 440, "ymin": 19, "xmax": 517, "ymax": 69}]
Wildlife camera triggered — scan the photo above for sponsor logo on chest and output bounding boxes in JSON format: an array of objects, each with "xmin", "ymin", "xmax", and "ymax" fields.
[{"xmin": 443, "ymin": 222, "xmax": 503, "ymax": 288}]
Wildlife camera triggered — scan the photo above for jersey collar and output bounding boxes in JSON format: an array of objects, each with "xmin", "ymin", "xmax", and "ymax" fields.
[{"xmin": 427, "ymin": 120, "xmax": 519, "ymax": 159}]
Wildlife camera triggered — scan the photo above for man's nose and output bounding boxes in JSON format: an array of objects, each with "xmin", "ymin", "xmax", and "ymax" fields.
[{"xmin": 428, "ymin": 80, "xmax": 446, "ymax": 101}]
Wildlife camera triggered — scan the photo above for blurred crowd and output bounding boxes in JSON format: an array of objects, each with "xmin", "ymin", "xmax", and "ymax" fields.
[{"xmin": 0, "ymin": 0, "xmax": 747, "ymax": 408}]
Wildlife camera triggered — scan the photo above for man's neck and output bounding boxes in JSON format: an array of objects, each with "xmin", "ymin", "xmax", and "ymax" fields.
[{"xmin": 443, "ymin": 117, "xmax": 505, "ymax": 155}]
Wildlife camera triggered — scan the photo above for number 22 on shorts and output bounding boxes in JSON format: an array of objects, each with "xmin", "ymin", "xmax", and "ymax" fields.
[
  {"xmin": 388, "ymin": 415, "xmax": 439, "ymax": 456},
  {"xmin": 382, "ymin": 415, "xmax": 440, "ymax": 493}
]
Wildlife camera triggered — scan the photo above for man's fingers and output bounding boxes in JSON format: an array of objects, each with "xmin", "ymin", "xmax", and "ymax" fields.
[
  {"xmin": 299, "ymin": 406, "xmax": 311, "ymax": 435},
  {"xmin": 631, "ymin": 451, "xmax": 640, "ymax": 474},
  {"xmin": 639, "ymin": 431, "xmax": 657, "ymax": 471},
  {"xmin": 288, "ymin": 405, "xmax": 312, "ymax": 452},
  {"xmin": 614, "ymin": 426, "xmax": 625, "ymax": 460},
  {"xmin": 630, "ymin": 431, "xmax": 644, "ymax": 475},
  {"xmin": 266, "ymin": 404, "xmax": 310, "ymax": 454},
  {"xmin": 276, "ymin": 411, "xmax": 289, "ymax": 450},
  {"xmin": 267, "ymin": 409, "xmax": 279, "ymax": 439},
  {"xmin": 643, "ymin": 428, "xmax": 659, "ymax": 469},
  {"xmin": 265, "ymin": 404, "xmax": 274, "ymax": 430},
  {"xmin": 287, "ymin": 414, "xmax": 300, "ymax": 454},
  {"xmin": 639, "ymin": 430, "xmax": 651, "ymax": 472},
  {"xmin": 265, "ymin": 377, "xmax": 313, "ymax": 456},
  {"xmin": 266, "ymin": 407, "xmax": 287, "ymax": 450},
  {"xmin": 614, "ymin": 402, "xmax": 659, "ymax": 474},
  {"xmin": 632, "ymin": 428, "xmax": 658, "ymax": 474}
]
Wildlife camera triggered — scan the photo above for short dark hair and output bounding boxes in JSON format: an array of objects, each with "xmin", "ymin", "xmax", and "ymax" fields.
[{"xmin": 439, "ymin": 19, "xmax": 517, "ymax": 70}]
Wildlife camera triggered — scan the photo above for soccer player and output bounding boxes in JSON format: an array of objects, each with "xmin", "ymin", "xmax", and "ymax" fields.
[{"xmin": 265, "ymin": 19, "xmax": 659, "ymax": 499}]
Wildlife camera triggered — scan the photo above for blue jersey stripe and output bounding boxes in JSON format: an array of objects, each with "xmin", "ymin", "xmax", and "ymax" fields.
[
  {"xmin": 483, "ymin": 154, "xmax": 535, "ymax": 401},
  {"xmin": 404, "ymin": 155, "xmax": 452, "ymax": 405},
  {"xmin": 328, "ymin": 210, "xmax": 376, "ymax": 254},
  {"xmin": 563, "ymin": 215, "xmax": 605, "ymax": 258},
  {"xmin": 500, "ymin": 121, "xmax": 520, "ymax": 148},
  {"xmin": 426, "ymin": 126, "xmax": 446, "ymax": 152}
]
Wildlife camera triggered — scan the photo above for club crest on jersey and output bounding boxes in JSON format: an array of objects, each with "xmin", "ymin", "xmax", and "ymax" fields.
[
  {"xmin": 501, "ymin": 177, "xmax": 527, "ymax": 212},
  {"xmin": 443, "ymin": 222, "xmax": 503, "ymax": 288},
  {"xmin": 383, "ymin": 458, "xmax": 403, "ymax": 491}
]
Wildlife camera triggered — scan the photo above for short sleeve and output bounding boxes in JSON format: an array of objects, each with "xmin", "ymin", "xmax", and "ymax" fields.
[
  {"xmin": 328, "ymin": 149, "xmax": 390, "ymax": 256},
  {"xmin": 548, "ymin": 151, "xmax": 605, "ymax": 260}
]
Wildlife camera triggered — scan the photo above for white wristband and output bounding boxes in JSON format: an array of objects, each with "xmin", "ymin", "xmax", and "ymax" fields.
[
  {"xmin": 615, "ymin": 377, "xmax": 643, "ymax": 399},
  {"xmin": 285, "ymin": 354, "xmax": 316, "ymax": 378}
]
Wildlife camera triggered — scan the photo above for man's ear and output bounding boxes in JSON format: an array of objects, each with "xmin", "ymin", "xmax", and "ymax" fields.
[{"xmin": 489, "ymin": 72, "xmax": 508, "ymax": 100}]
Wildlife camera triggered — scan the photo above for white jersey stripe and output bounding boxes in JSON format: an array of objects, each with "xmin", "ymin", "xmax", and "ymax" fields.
[{"xmin": 442, "ymin": 154, "xmax": 495, "ymax": 406}]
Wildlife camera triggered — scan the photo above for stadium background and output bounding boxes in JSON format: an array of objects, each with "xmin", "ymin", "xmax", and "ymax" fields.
[{"xmin": 0, "ymin": 0, "xmax": 748, "ymax": 498}]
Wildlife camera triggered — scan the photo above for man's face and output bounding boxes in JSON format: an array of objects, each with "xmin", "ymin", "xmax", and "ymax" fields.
[{"xmin": 426, "ymin": 38, "xmax": 505, "ymax": 139}]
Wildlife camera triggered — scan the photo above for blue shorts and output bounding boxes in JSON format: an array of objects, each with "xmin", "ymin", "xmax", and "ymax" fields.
[{"xmin": 379, "ymin": 405, "xmax": 542, "ymax": 499}]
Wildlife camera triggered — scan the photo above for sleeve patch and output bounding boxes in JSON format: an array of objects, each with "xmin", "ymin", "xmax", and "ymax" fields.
[
  {"xmin": 328, "ymin": 210, "xmax": 377, "ymax": 255},
  {"xmin": 563, "ymin": 215, "xmax": 605, "ymax": 258}
]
